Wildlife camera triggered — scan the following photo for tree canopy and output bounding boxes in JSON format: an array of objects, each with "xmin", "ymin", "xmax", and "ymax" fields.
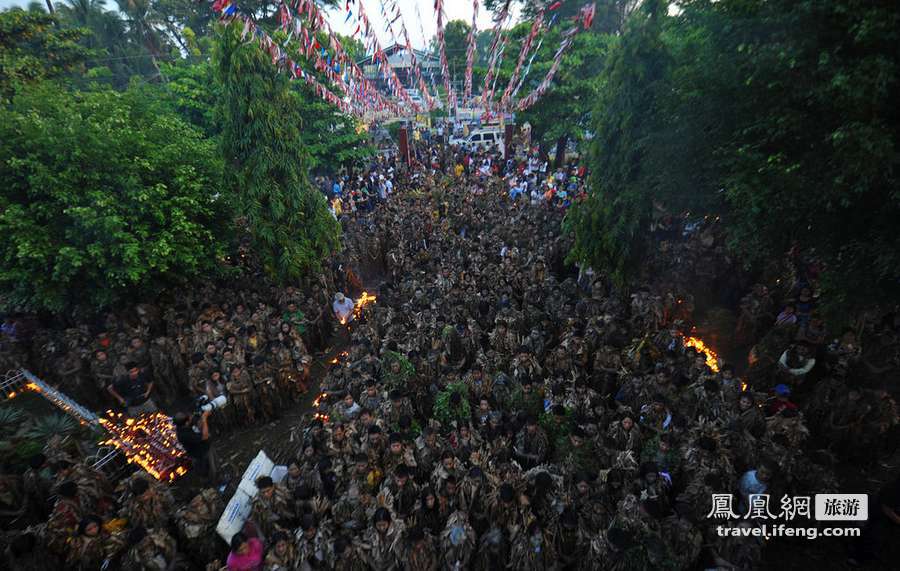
[
  {"xmin": 0, "ymin": 6, "xmax": 368, "ymax": 312},
  {"xmin": 567, "ymin": 0, "xmax": 900, "ymax": 316},
  {"xmin": 0, "ymin": 82, "xmax": 230, "ymax": 311},
  {"xmin": 0, "ymin": 8, "xmax": 93, "ymax": 98},
  {"xmin": 215, "ymin": 23, "xmax": 341, "ymax": 283}
]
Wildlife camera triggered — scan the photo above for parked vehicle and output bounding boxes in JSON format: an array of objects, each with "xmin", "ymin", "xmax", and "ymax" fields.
[{"xmin": 449, "ymin": 127, "xmax": 505, "ymax": 156}]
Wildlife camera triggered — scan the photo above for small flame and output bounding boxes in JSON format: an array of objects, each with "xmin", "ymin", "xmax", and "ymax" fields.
[
  {"xmin": 313, "ymin": 393, "xmax": 327, "ymax": 408},
  {"xmin": 330, "ymin": 350, "xmax": 350, "ymax": 365},
  {"xmin": 340, "ymin": 292, "xmax": 376, "ymax": 325},
  {"xmin": 682, "ymin": 335, "xmax": 720, "ymax": 373},
  {"xmin": 741, "ymin": 381, "xmax": 748, "ymax": 392}
]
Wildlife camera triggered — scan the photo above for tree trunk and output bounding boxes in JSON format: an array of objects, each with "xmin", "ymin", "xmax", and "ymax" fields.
[
  {"xmin": 554, "ymin": 133, "xmax": 569, "ymax": 168},
  {"xmin": 162, "ymin": 19, "xmax": 190, "ymax": 57},
  {"xmin": 44, "ymin": 0, "xmax": 55, "ymax": 13}
]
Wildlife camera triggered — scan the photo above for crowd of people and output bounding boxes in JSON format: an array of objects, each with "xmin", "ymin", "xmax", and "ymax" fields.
[{"xmin": 1, "ymin": 137, "xmax": 899, "ymax": 570}]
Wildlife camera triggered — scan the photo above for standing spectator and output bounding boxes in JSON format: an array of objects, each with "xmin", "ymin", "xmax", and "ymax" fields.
[
  {"xmin": 226, "ymin": 532, "xmax": 263, "ymax": 571},
  {"xmin": 107, "ymin": 364, "xmax": 157, "ymax": 417}
]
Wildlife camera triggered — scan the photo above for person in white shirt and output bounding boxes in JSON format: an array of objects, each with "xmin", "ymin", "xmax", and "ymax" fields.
[{"xmin": 332, "ymin": 292, "xmax": 355, "ymax": 324}]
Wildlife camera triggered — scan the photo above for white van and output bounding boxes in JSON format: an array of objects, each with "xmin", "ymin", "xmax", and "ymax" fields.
[{"xmin": 451, "ymin": 128, "xmax": 505, "ymax": 156}]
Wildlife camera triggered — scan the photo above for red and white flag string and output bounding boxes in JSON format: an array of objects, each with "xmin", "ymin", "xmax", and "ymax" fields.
[
  {"xmin": 236, "ymin": 11, "xmax": 354, "ymax": 114},
  {"xmin": 499, "ymin": 10, "xmax": 544, "ymax": 110},
  {"xmin": 464, "ymin": 0, "xmax": 478, "ymax": 102},
  {"xmin": 434, "ymin": 0, "xmax": 456, "ymax": 110},
  {"xmin": 213, "ymin": 0, "xmax": 403, "ymax": 117},
  {"xmin": 515, "ymin": 3, "xmax": 595, "ymax": 112},
  {"xmin": 279, "ymin": 3, "xmax": 370, "ymax": 113},
  {"xmin": 212, "ymin": 0, "xmax": 595, "ymax": 117},
  {"xmin": 413, "ymin": 2, "xmax": 442, "ymax": 104},
  {"xmin": 498, "ymin": 1, "xmax": 569, "ymax": 112},
  {"xmin": 378, "ymin": 0, "xmax": 436, "ymax": 110},
  {"xmin": 349, "ymin": 0, "xmax": 421, "ymax": 113},
  {"xmin": 480, "ymin": 0, "xmax": 513, "ymax": 114},
  {"xmin": 289, "ymin": 0, "xmax": 393, "ymax": 114},
  {"xmin": 482, "ymin": 37, "xmax": 508, "ymax": 119}
]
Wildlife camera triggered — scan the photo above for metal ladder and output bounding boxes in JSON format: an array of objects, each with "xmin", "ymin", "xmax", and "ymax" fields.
[{"xmin": 2, "ymin": 368, "xmax": 122, "ymax": 475}]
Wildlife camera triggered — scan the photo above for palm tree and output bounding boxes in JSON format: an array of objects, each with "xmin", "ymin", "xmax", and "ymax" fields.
[
  {"xmin": 57, "ymin": 0, "xmax": 157, "ymax": 84},
  {"xmin": 114, "ymin": 0, "xmax": 166, "ymax": 76},
  {"xmin": 58, "ymin": 0, "xmax": 123, "ymax": 50}
]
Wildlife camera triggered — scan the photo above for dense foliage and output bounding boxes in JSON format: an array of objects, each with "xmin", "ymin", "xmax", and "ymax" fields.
[
  {"xmin": 215, "ymin": 24, "xmax": 340, "ymax": 283},
  {"xmin": 0, "ymin": 5, "xmax": 371, "ymax": 312},
  {"xmin": 568, "ymin": 0, "xmax": 900, "ymax": 314},
  {"xmin": 0, "ymin": 9, "xmax": 93, "ymax": 98},
  {"xmin": 0, "ymin": 82, "xmax": 229, "ymax": 311}
]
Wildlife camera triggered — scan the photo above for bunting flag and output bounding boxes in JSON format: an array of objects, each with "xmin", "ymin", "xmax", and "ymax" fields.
[
  {"xmin": 510, "ymin": 13, "xmax": 557, "ymax": 102},
  {"xmin": 463, "ymin": 0, "xmax": 478, "ymax": 102},
  {"xmin": 352, "ymin": 0, "xmax": 421, "ymax": 113},
  {"xmin": 482, "ymin": 37, "xmax": 507, "ymax": 119},
  {"xmin": 400, "ymin": 3, "xmax": 440, "ymax": 109},
  {"xmin": 211, "ymin": 0, "xmax": 403, "ymax": 118},
  {"xmin": 499, "ymin": 9, "xmax": 544, "ymax": 110},
  {"xmin": 215, "ymin": 0, "xmax": 589, "ymax": 117},
  {"xmin": 378, "ymin": 0, "xmax": 436, "ymax": 110},
  {"xmin": 434, "ymin": 0, "xmax": 456, "ymax": 110},
  {"xmin": 290, "ymin": 0, "xmax": 400, "ymax": 116},
  {"xmin": 480, "ymin": 0, "xmax": 513, "ymax": 112},
  {"xmin": 501, "ymin": 1, "xmax": 566, "ymax": 110},
  {"xmin": 515, "ymin": 3, "xmax": 595, "ymax": 112}
]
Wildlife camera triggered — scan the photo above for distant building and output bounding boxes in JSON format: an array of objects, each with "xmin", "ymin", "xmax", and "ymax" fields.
[{"xmin": 356, "ymin": 44, "xmax": 441, "ymax": 95}]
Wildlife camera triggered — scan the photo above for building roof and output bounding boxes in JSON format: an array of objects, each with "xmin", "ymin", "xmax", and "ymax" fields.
[{"xmin": 356, "ymin": 43, "xmax": 439, "ymax": 69}]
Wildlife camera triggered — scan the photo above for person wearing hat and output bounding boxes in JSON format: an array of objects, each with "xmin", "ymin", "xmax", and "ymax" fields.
[
  {"xmin": 333, "ymin": 292, "xmax": 355, "ymax": 324},
  {"xmin": 768, "ymin": 384, "xmax": 798, "ymax": 416}
]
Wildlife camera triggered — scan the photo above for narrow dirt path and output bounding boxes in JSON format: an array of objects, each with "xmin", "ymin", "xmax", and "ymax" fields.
[{"xmin": 173, "ymin": 329, "xmax": 350, "ymax": 494}]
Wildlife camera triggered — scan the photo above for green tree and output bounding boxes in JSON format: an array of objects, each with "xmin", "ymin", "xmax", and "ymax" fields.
[
  {"xmin": 569, "ymin": 0, "xmax": 900, "ymax": 316},
  {"xmin": 215, "ymin": 23, "xmax": 340, "ymax": 282},
  {"xmin": 55, "ymin": 0, "xmax": 164, "ymax": 87},
  {"xmin": 431, "ymin": 19, "xmax": 471, "ymax": 93},
  {"xmin": 159, "ymin": 58, "xmax": 219, "ymax": 136},
  {"xmin": 564, "ymin": 0, "xmax": 669, "ymax": 284},
  {"xmin": 292, "ymin": 85, "xmax": 374, "ymax": 172},
  {"xmin": 0, "ymin": 8, "xmax": 93, "ymax": 98},
  {"xmin": 496, "ymin": 0, "xmax": 638, "ymax": 34},
  {"xmin": 336, "ymin": 33, "xmax": 365, "ymax": 61},
  {"xmin": 516, "ymin": 28, "xmax": 608, "ymax": 164},
  {"xmin": 0, "ymin": 82, "xmax": 230, "ymax": 312}
]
